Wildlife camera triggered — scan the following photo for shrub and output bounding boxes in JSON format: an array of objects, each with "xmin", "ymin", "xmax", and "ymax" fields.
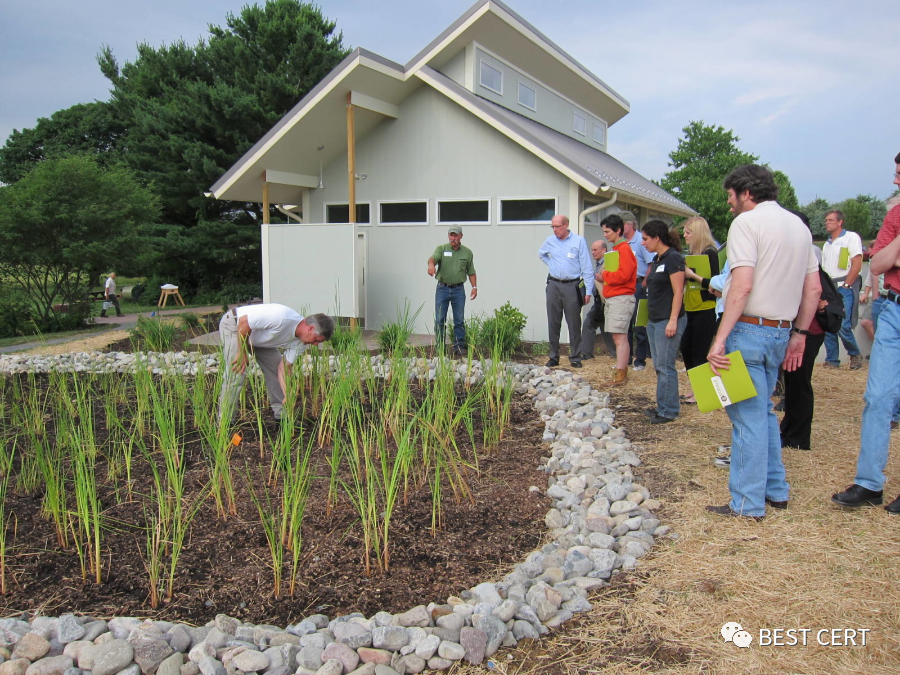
[
  {"xmin": 473, "ymin": 302, "xmax": 527, "ymax": 357},
  {"xmin": 130, "ymin": 316, "xmax": 178, "ymax": 352},
  {"xmin": 0, "ymin": 289, "xmax": 37, "ymax": 339},
  {"xmin": 331, "ymin": 324, "xmax": 362, "ymax": 354},
  {"xmin": 179, "ymin": 312, "xmax": 201, "ymax": 331},
  {"xmin": 377, "ymin": 302, "xmax": 421, "ymax": 355}
]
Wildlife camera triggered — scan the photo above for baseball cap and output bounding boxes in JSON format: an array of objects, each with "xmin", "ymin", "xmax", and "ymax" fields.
[
  {"xmin": 618, "ymin": 210, "xmax": 637, "ymax": 223},
  {"xmin": 448, "ymin": 225, "xmax": 463, "ymax": 235}
]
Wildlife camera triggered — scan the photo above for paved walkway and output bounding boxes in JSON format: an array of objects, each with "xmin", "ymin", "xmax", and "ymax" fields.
[{"xmin": 0, "ymin": 305, "xmax": 232, "ymax": 355}]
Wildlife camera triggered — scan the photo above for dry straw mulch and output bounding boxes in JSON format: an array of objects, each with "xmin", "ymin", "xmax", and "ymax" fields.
[{"xmin": 474, "ymin": 352, "xmax": 900, "ymax": 675}]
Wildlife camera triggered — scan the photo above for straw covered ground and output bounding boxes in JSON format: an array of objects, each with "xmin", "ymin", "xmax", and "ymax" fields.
[{"xmin": 477, "ymin": 350, "xmax": 900, "ymax": 675}]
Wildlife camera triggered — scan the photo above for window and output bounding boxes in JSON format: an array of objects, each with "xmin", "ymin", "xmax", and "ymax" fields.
[
  {"xmin": 573, "ymin": 113, "xmax": 586, "ymax": 136},
  {"xmin": 379, "ymin": 200, "xmax": 428, "ymax": 225},
  {"xmin": 499, "ymin": 198, "xmax": 556, "ymax": 224},
  {"xmin": 438, "ymin": 200, "xmax": 490, "ymax": 224},
  {"xmin": 517, "ymin": 82, "xmax": 536, "ymax": 111},
  {"xmin": 325, "ymin": 203, "xmax": 370, "ymax": 224},
  {"xmin": 479, "ymin": 60, "xmax": 503, "ymax": 94},
  {"xmin": 593, "ymin": 123, "xmax": 606, "ymax": 145}
]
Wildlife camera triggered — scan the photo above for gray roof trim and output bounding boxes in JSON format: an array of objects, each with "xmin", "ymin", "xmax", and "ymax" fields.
[
  {"xmin": 418, "ymin": 67, "xmax": 694, "ymax": 215},
  {"xmin": 210, "ymin": 48, "xmax": 405, "ymax": 195},
  {"xmin": 405, "ymin": 0, "xmax": 629, "ymax": 110}
]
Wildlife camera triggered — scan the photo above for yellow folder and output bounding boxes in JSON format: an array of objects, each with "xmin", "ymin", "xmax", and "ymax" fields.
[
  {"xmin": 634, "ymin": 299, "xmax": 648, "ymax": 327},
  {"xmin": 685, "ymin": 255, "xmax": 711, "ymax": 291},
  {"xmin": 838, "ymin": 247, "xmax": 850, "ymax": 269},
  {"xmin": 604, "ymin": 250, "xmax": 619, "ymax": 273},
  {"xmin": 687, "ymin": 351, "xmax": 757, "ymax": 413}
]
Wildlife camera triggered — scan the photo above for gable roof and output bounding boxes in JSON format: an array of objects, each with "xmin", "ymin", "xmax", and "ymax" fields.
[{"xmin": 210, "ymin": 0, "xmax": 690, "ymax": 216}]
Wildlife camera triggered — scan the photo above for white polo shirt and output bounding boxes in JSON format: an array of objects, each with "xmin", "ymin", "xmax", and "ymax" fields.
[
  {"xmin": 821, "ymin": 229, "xmax": 863, "ymax": 280},
  {"xmin": 236, "ymin": 304, "xmax": 306, "ymax": 363}
]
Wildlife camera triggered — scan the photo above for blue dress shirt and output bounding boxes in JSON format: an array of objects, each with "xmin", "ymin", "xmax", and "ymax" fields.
[
  {"xmin": 538, "ymin": 231, "xmax": 593, "ymax": 287},
  {"xmin": 628, "ymin": 230, "xmax": 655, "ymax": 278}
]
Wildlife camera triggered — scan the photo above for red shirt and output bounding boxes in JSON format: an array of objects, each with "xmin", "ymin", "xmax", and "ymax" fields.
[{"xmin": 872, "ymin": 204, "xmax": 900, "ymax": 294}]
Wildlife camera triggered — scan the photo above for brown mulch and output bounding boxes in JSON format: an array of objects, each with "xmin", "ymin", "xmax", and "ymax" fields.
[{"xmin": 0, "ymin": 378, "xmax": 550, "ymax": 626}]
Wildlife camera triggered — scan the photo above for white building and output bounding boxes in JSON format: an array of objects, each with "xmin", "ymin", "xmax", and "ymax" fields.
[{"xmin": 209, "ymin": 0, "xmax": 694, "ymax": 341}]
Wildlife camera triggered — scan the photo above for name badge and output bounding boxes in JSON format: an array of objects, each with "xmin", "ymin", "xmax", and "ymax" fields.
[
  {"xmin": 657, "ymin": 264, "xmax": 666, "ymax": 272},
  {"xmin": 567, "ymin": 252, "xmax": 577, "ymax": 258},
  {"xmin": 444, "ymin": 251, "xmax": 453, "ymax": 257}
]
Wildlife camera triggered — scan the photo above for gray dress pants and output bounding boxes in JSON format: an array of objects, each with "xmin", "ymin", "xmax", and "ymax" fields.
[
  {"xmin": 218, "ymin": 312, "xmax": 287, "ymax": 421},
  {"xmin": 546, "ymin": 278, "xmax": 584, "ymax": 362}
]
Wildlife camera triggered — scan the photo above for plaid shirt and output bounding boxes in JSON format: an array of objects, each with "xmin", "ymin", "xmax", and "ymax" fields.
[{"xmin": 871, "ymin": 204, "xmax": 900, "ymax": 294}]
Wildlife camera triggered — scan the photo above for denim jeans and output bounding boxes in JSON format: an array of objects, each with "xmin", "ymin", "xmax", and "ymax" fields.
[
  {"xmin": 645, "ymin": 315, "xmax": 686, "ymax": 419},
  {"xmin": 435, "ymin": 284, "xmax": 466, "ymax": 351},
  {"xmin": 854, "ymin": 300, "xmax": 900, "ymax": 491},
  {"xmin": 724, "ymin": 322, "xmax": 791, "ymax": 516},
  {"xmin": 629, "ymin": 281, "xmax": 650, "ymax": 366},
  {"xmin": 824, "ymin": 285, "xmax": 860, "ymax": 364}
]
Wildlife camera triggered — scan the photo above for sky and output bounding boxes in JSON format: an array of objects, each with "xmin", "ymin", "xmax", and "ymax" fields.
[{"xmin": 1, "ymin": 0, "xmax": 899, "ymax": 204}]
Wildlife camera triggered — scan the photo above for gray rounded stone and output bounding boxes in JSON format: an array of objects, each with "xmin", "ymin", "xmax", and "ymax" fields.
[
  {"xmin": 24, "ymin": 655, "xmax": 73, "ymax": 675},
  {"xmin": 231, "ymin": 650, "xmax": 269, "ymax": 673},
  {"xmin": 90, "ymin": 640, "xmax": 134, "ymax": 675},
  {"xmin": 436, "ymin": 642, "xmax": 464, "ymax": 661},
  {"xmin": 320, "ymin": 642, "xmax": 358, "ymax": 673},
  {"xmin": 56, "ymin": 618, "xmax": 84, "ymax": 646},
  {"xmin": 314, "ymin": 659, "xmax": 342, "ymax": 675}
]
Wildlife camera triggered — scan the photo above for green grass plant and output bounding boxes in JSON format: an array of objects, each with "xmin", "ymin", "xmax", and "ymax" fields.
[{"xmin": 130, "ymin": 316, "xmax": 178, "ymax": 352}]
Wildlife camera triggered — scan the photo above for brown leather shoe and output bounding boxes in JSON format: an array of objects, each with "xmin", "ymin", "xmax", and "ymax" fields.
[{"xmin": 603, "ymin": 367, "xmax": 628, "ymax": 386}]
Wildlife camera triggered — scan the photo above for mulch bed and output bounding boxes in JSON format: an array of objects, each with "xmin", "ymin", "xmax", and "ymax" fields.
[{"xmin": 0, "ymin": 376, "xmax": 551, "ymax": 626}]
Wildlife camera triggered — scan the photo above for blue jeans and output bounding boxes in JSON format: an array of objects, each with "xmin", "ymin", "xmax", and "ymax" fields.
[
  {"xmin": 435, "ymin": 284, "xmax": 465, "ymax": 351},
  {"xmin": 870, "ymin": 296, "xmax": 900, "ymax": 422},
  {"xmin": 854, "ymin": 300, "xmax": 900, "ymax": 491},
  {"xmin": 824, "ymin": 286, "xmax": 860, "ymax": 364},
  {"xmin": 724, "ymin": 322, "xmax": 791, "ymax": 516},
  {"xmin": 645, "ymin": 315, "xmax": 686, "ymax": 419}
]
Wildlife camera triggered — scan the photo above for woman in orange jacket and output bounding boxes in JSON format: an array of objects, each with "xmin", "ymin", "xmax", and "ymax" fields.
[{"xmin": 600, "ymin": 214, "xmax": 638, "ymax": 385}]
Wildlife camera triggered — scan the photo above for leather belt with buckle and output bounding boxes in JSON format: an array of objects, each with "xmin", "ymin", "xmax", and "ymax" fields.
[{"xmin": 738, "ymin": 314, "xmax": 792, "ymax": 329}]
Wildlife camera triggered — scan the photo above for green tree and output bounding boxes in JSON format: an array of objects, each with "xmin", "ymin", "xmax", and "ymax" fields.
[
  {"xmin": 98, "ymin": 0, "xmax": 349, "ymax": 227},
  {"xmin": 773, "ymin": 170, "xmax": 800, "ymax": 213},
  {"xmin": 855, "ymin": 194, "xmax": 887, "ymax": 237},
  {"xmin": 0, "ymin": 156, "xmax": 159, "ymax": 322},
  {"xmin": 0, "ymin": 102, "xmax": 125, "ymax": 184},
  {"xmin": 801, "ymin": 197, "xmax": 831, "ymax": 238},
  {"xmin": 833, "ymin": 197, "xmax": 871, "ymax": 240},
  {"xmin": 659, "ymin": 121, "xmax": 758, "ymax": 241}
]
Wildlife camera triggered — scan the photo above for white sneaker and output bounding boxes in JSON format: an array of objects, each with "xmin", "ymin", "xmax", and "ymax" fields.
[
  {"xmin": 713, "ymin": 455, "xmax": 731, "ymax": 468},
  {"xmin": 632, "ymin": 364, "xmax": 646, "ymax": 371}
]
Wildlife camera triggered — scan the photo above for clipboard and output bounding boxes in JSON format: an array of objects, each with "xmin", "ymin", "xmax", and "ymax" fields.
[
  {"xmin": 604, "ymin": 250, "xmax": 620, "ymax": 273},
  {"xmin": 634, "ymin": 299, "xmax": 648, "ymax": 327},
  {"xmin": 687, "ymin": 351, "xmax": 757, "ymax": 413},
  {"xmin": 685, "ymin": 255, "xmax": 711, "ymax": 291},
  {"xmin": 838, "ymin": 247, "xmax": 850, "ymax": 269}
]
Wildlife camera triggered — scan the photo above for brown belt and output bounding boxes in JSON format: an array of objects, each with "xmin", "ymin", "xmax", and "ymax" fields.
[{"xmin": 738, "ymin": 314, "xmax": 792, "ymax": 329}]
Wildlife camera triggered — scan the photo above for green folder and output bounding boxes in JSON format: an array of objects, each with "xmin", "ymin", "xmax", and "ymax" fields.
[
  {"xmin": 604, "ymin": 250, "xmax": 619, "ymax": 272},
  {"xmin": 687, "ymin": 351, "xmax": 757, "ymax": 413},
  {"xmin": 838, "ymin": 247, "xmax": 850, "ymax": 269},
  {"xmin": 717, "ymin": 245, "xmax": 727, "ymax": 270},
  {"xmin": 634, "ymin": 299, "xmax": 648, "ymax": 327},
  {"xmin": 685, "ymin": 255, "xmax": 712, "ymax": 291}
]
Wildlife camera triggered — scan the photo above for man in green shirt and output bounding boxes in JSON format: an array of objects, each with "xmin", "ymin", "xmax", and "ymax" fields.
[{"xmin": 427, "ymin": 225, "xmax": 477, "ymax": 355}]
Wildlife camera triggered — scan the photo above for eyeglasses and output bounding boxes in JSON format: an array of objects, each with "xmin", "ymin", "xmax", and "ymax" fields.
[{"xmin": 894, "ymin": 172, "xmax": 900, "ymax": 180}]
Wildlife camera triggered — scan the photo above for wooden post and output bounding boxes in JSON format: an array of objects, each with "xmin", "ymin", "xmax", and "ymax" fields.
[
  {"xmin": 347, "ymin": 92, "xmax": 356, "ymax": 224},
  {"xmin": 262, "ymin": 181, "xmax": 270, "ymax": 225}
]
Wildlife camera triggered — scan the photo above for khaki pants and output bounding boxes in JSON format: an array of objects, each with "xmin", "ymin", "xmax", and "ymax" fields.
[{"xmin": 218, "ymin": 312, "xmax": 287, "ymax": 421}]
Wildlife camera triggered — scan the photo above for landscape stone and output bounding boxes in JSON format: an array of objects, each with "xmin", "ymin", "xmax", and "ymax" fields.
[
  {"xmin": 231, "ymin": 650, "xmax": 270, "ymax": 673},
  {"xmin": 90, "ymin": 640, "xmax": 134, "ymax": 675},
  {"xmin": 127, "ymin": 633, "xmax": 173, "ymax": 674},
  {"xmin": 156, "ymin": 652, "xmax": 183, "ymax": 675},
  {"xmin": 412, "ymin": 635, "xmax": 438, "ymax": 662},
  {"xmin": 13, "ymin": 634, "xmax": 51, "ymax": 661},
  {"xmin": 320, "ymin": 643, "xmax": 357, "ymax": 673},
  {"xmin": 435, "ymin": 642, "xmax": 463, "ymax": 661},
  {"xmin": 0, "ymin": 660, "xmax": 30, "ymax": 675},
  {"xmin": 314, "ymin": 660, "xmax": 342, "ymax": 675},
  {"xmin": 25, "ymin": 656, "xmax": 73, "ymax": 675},
  {"xmin": 370, "ymin": 629, "xmax": 407, "ymax": 652},
  {"xmin": 56, "ymin": 618, "xmax": 84, "ymax": 646},
  {"xmin": 196, "ymin": 657, "xmax": 224, "ymax": 675}
]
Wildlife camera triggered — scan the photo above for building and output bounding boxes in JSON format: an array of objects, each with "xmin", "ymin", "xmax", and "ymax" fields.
[{"xmin": 209, "ymin": 0, "xmax": 694, "ymax": 340}]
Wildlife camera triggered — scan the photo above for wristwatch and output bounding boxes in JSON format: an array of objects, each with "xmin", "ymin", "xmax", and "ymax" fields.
[
  {"xmin": 841, "ymin": 282, "xmax": 851, "ymax": 288},
  {"xmin": 791, "ymin": 328, "xmax": 811, "ymax": 336}
]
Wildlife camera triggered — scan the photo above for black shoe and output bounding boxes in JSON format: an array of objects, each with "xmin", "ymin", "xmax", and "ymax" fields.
[
  {"xmin": 705, "ymin": 504, "xmax": 764, "ymax": 521},
  {"xmin": 773, "ymin": 399, "xmax": 785, "ymax": 412},
  {"xmin": 643, "ymin": 408, "xmax": 659, "ymax": 417},
  {"xmin": 99, "ymin": 313, "xmax": 106, "ymax": 318},
  {"xmin": 580, "ymin": 353, "xmax": 594, "ymax": 360},
  {"xmin": 765, "ymin": 498, "xmax": 788, "ymax": 510},
  {"xmin": 570, "ymin": 361, "xmax": 582, "ymax": 368},
  {"xmin": 546, "ymin": 359, "xmax": 559, "ymax": 367},
  {"xmin": 649, "ymin": 414, "xmax": 675, "ymax": 424},
  {"xmin": 831, "ymin": 484, "xmax": 883, "ymax": 507},
  {"xmin": 885, "ymin": 495, "xmax": 900, "ymax": 514}
]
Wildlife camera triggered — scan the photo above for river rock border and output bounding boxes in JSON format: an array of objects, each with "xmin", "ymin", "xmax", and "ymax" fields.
[{"xmin": 0, "ymin": 352, "xmax": 672, "ymax": 675}]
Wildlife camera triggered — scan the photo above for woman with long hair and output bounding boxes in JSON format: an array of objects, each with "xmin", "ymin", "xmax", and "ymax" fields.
[
  {"xmin": 680, "ymin": 217, "xmax": 721, "ymax": 404},
  {"xmin": 641, "ymin": 220, "xmax": 687, "ymax": 424}
]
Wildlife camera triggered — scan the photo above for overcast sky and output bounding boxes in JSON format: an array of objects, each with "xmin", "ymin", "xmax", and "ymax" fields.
[{"xmin": 1, "ymin": 0, "xmax": 898, "ymax": 204}]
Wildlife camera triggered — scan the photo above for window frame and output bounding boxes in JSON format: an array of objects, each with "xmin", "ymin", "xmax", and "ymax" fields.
[
  {"xmin": 436, "ymin": 198, "xmax": 491, "ymax": 226},
  {"xmin": 573, "ymin": 112, "xmax": 586, "ymax": 136},
  {"xmin": 479, "ymin": 59, "xmax": 503, "ymax": 95},
  {"xmin": 498, "ymin": 197, "xmax": 558, "ymax": 226},
  {"xmin": 323, "ymin": 201, "xmax": 371, "ymax": 226},
  {"xmin": 517, "ymin": 81, "xmax": 537, "ymax": 111},
  {"xmin": 377, "ymin": 199, "xmax": 430, "ymax": 227},
  {"xmin": 592, "ymin": 122, "xmax": 606, "ymax": 146}
]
